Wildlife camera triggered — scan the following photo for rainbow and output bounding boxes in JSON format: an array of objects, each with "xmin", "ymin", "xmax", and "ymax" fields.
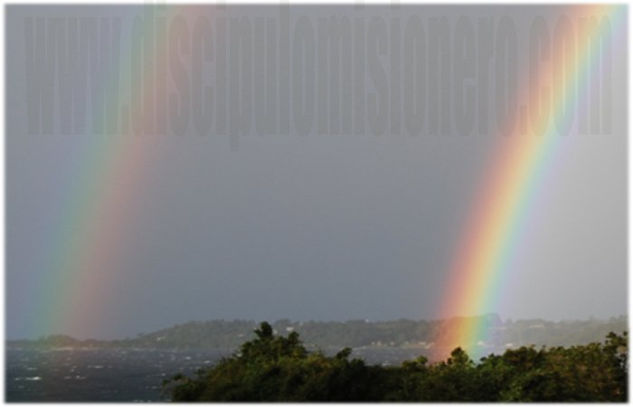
[
  {"xmin": 33, "ymin": 5, "xmax": 207, "ymax": 338},
  {"xmin": 432, "ymin": 5, "xmax": 625, "ymax": 362},
  {"xmin": 25, "ymin": 5, "xmax": 624, "ymax": 343}
]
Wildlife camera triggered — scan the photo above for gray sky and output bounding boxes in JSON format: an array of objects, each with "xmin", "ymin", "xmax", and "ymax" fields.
[{"xmin": 6, "ymin": 5, "xmax": 627, "ymax": 339}]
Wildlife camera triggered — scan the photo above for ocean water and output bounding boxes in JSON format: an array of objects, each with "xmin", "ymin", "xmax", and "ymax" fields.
[
  {"xmin": 6, "ymin": 348, "xmax": 230, "ymax": 402},
  {"xmin": 6, "ymin": 347, "xmax": 427, "ymax": 401}
]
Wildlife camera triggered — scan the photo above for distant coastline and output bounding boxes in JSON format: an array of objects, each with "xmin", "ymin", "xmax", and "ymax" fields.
[{"xmin": 9, "ymin": 315, "xmax": 627, "ymax": 360}]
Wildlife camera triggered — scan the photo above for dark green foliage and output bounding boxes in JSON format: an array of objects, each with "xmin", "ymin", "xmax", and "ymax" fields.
[
  {"xmin": 163, "ymin": 322, "xmax": 388, "ymax": 401},
  {"xmin": 164, "ymin": 323, "xmax": 627, "ymax": 402}
]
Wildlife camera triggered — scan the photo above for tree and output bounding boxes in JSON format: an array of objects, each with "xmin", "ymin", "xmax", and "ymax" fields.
[{"xmin": 163, "ymin": 325, "xmax": 628, "ymax": 402}]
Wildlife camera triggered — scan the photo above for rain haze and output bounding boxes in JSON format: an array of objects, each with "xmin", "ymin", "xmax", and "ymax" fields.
[{"xmin": 6, "ymin": 5, "xmax": 627, "ymax": 340}]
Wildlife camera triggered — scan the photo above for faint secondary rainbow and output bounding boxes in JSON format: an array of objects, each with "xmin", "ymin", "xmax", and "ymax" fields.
[
  {"xmin": 432, "ymin": 5, "xmax": 625, "ymax": 361},
  {"xmin": 33, "ymin": 6, "xmax": 208, "ymax": 338}
]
